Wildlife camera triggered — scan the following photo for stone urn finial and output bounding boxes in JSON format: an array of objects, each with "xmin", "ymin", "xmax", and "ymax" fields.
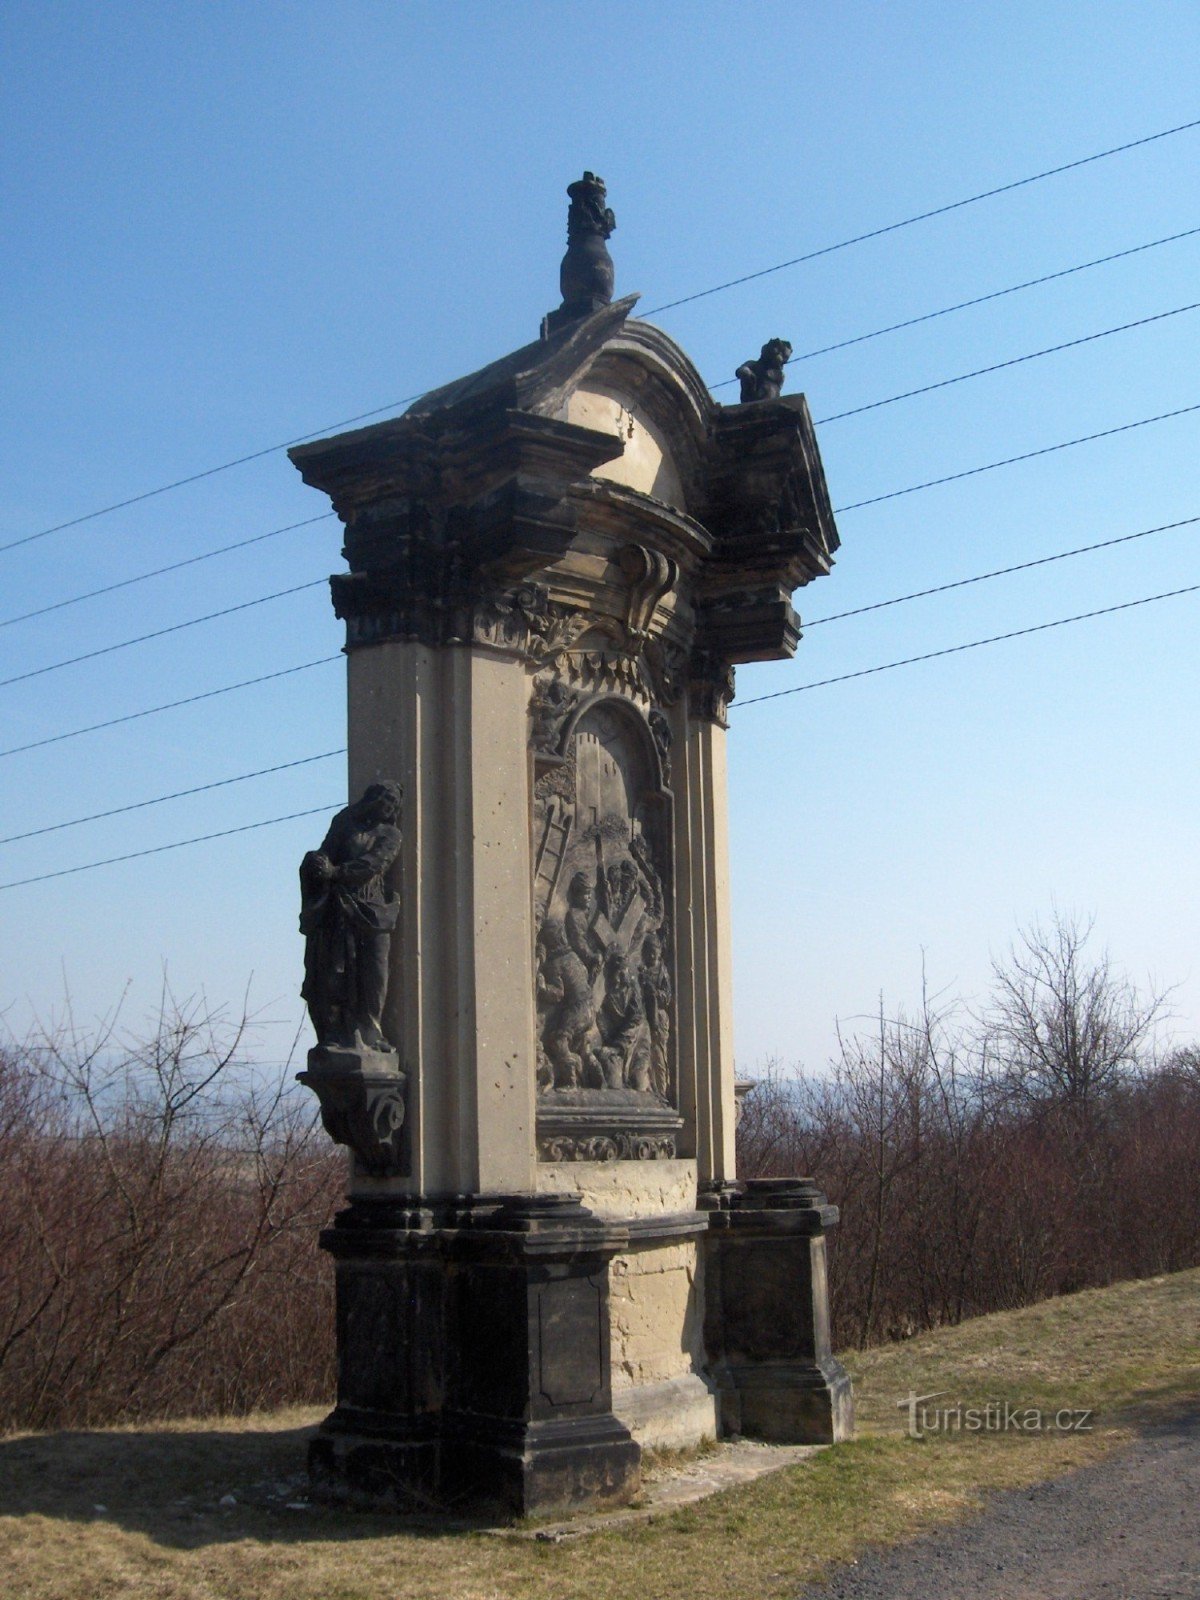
[{"xmin": 558, "ymin": 171, "xmax": 616, "ymax": 320}]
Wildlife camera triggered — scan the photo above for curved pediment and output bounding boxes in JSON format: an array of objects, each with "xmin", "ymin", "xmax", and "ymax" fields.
[{"xmin": 554, "ymin": 321, "xmax": 714, "ymax": 515}]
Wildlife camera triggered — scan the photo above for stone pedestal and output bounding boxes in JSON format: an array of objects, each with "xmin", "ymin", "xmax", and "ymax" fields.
[
  {"xmin": 310, "ymin": 1194, "xmax": 638, "ymax": 1515},
  {"xmin": 288, "ymin": 205, "xmax": 850, "ymax": 1513},
  {"xmin": 702, "ymin": 1180, "xmax": 854, "ymax": 1443}
]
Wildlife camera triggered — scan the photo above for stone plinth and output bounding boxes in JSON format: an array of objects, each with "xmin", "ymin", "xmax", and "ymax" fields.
[
  {"xmin": 702, "ymin": 1180, "xmax": 854, "ymax": 1443},
  {"xmin": 310, "ymin": 1194, "xmax": 639, "ymax": 1515}
]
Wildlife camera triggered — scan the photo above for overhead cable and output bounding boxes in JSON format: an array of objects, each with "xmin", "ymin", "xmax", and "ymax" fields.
[
  {"xmin": 643, "ymin": 114, "xmax": 1200, "ymax": 316},
  {"xmin": 0, "ymin": 513, "xmax": 335, "ymax": 630},
  {"xmin": 833, "ymin": 399, "xmax": 1200, "ymax": 513},
  {"xmin": 8, "ymin": 511, "xmax": 1194, "ymax": 828},
  {"xmin": 0, "ymin": 404, "xmax": 424, "ymax": 557},
  {"xmin": 6, "ymin": 581, "xmax": 1198, "ymax": 888},
  {"xmin": 736, "ymin": 582, "xmax": 1200, "ymax": 706},
  {"xmin": 6, "ymin": 228, "xmax": 1195, "ymax": 609},
  {"xmin": 805, "ymin": 513, "xmax": 1200, "ymax": 627},
  {"xmin": 761, "ymin": 226, "xmax": 1200, "ymax": 369},
  {"xmin": 9, "ymin": 388, "xmax": 1200, "ymax": 694},
  {"xmin": 0, "ymin": 656, "xmax": 340, "ymax": 760},
  {"xmin": 814, "ymin": 300, "xmax": 1200, "ymax": 426},
  {"xmin": 0, "ymin": 750, "xmax": 346, "ymax": 845},
  {"xmin": 7, "ymin": 115, "xmax": 1198, "ymax": 558},
  {"xmin": 0, "ymin": 806, "xmax": 342, "ymax": 893},
  {"xmin": 0, "ymin": 580, "xmax": 328, "ymax": 689}
]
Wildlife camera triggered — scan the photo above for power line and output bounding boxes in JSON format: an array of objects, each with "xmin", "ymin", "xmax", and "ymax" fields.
[
  {"xmin": 0, "ymin": 513, "xmax": 335, "ymax": 630},
  {"xmin": 0, "ymin": 656, "xmax": 340, "ymax": 760},
  {"xmin": 0, "ymin": 580, "xmax": 328, "ymax": 690},
  {"xmin": 6, "ymin": 579, "xmax": 1198, "ymax": 888},
  {"xmin": 644, "ymin": 114, "xmax": 1200, "ymax": 316},
  {"xmin": 0, "ymin": 403, "xmax": 424, "ymax": 558},
  {"xmin": 5, "ymin": 397, "xmax": 1196, "ymax": 722},
  {"xmin": 736, "ymin": 581, "xmax": 1200, "ymax": 706},
  {"xmin": 814, "ymin": 300, "xmax": 1200, "ymax": 426},
  {"xmin": 0, "ymin": 751, "xmax": 345, "ymax": 845},
  {"xmin": 7, "ymin": 115, "xmax": 1198, "ymax": 559},
  {"xmin": 7, "ymin": 227, "xmax": 1195, "ymax": 628},
  {"xmin": 766, "ymin": 226, "xmax": 1200, "ymax": 369},
  {"xmin": 0, "ymin": 806, "xmax": 342, "ymax": 893},
  {"xmin": 833, "ymin": 399, "xmax": 1200, "ymax": 513},
  {"xmin": 805, "ymin": 514, "xmax": 1200, "ymax": 627},
  {"xmin": 7, "ymin": 512, "xmax": 1193, "ymax": 833}
]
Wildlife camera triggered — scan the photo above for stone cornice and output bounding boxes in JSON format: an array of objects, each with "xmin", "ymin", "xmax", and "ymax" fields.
[{"xmin": 290, "ymin": 304, "xmax": 842, "ymax": 684}]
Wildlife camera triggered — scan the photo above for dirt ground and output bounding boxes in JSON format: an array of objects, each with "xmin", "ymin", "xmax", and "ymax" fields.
[{"xmin": 794, "ymin": 1405, "xmax": 1200, "ymax": 1600}]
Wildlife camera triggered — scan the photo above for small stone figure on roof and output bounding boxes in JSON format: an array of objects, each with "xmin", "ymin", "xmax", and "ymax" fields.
[
  {"xmin": 558, "ymin": 172, "xmax": 617, "ymax": 319},
  {"xmin": 736, "ymin": 338, "xmax": 793, "ymax": 403},
  {"xmin": 300, "ymin": 781, "xmax": 403, "ymax": 1053},
  {"xmin": 567, "ymin": 171, "xmax": 616, "ymax": 243}
]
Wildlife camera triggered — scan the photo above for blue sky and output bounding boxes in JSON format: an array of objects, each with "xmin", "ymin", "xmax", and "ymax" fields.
[{"xmin": 2, "ymin": 1, "xmax": 1197, "ymax": 1072}]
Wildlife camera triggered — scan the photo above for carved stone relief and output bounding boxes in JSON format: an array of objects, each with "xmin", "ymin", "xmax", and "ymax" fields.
[{"xmin": 532, "ymin": 692, "xmax": 680, "ymax": 1160}]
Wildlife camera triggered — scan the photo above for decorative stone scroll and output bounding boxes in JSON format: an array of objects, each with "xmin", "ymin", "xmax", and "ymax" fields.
[{"xmin": 533, "ymin": 683, "xmax": 682, "ymax": 1161}]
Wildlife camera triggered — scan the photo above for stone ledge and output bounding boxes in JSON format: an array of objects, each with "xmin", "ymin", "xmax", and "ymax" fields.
[{"xmin": 498, "ymin": 1437, "xmax": 825, "ymax": 1540}]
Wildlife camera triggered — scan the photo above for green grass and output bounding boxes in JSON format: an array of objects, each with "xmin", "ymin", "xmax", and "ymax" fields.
[{"xmin": 1, "ymin": 1268, "xmax": 1197, "ymax": 1600}]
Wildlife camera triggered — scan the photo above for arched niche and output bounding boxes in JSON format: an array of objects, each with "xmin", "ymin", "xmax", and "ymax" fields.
[{"xmin": 532, "ymin": 693, "xmax": 679, "ymax": 1153}]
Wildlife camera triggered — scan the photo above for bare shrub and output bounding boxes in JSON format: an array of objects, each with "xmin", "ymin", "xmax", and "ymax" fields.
[
  {"xmin": 0, "ymin": 987, "xmax": 344, "ymax": 1431},
  {"xmin": 737, "ymin": 919, "xmax": 1199, "ymax": 1351}
]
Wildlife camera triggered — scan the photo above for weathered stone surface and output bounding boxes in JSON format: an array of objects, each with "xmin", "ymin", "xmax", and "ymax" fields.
[
  {"xmin": 287, "ymin": 195, "xmax": 850, "ymax": 1510},
  {"xmin": 310, "ymin": 1193, "xmax": 640, "ymax": 1515},
  {"xmin": 703, "ymin": 1179, "xmax": 854, "ymax": 1444}
]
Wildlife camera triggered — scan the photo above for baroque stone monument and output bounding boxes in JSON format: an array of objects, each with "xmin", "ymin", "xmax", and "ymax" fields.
[{"xmin": 290, "ymin": 175, "xmax": 852, "ymax": 1516}]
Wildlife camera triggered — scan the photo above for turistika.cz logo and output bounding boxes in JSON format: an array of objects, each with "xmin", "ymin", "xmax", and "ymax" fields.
[{"xmin": 898, "ymin": 1391, "xmax": 1094, "ymax": 1439}]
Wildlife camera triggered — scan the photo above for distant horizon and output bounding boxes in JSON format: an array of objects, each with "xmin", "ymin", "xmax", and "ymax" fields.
[{"xmin": 2, "ymin": 1, "xmax": 1197, "ymax": 1075}]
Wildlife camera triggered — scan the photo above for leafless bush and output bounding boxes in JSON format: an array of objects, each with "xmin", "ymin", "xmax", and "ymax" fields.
[
  {"xmin": 0, "ymin": 986, "xmax": 344, "ymax": 1431},
  {"xmin": 737, "ymin": 914, "xmax": 1200, "ymax": 1350}
]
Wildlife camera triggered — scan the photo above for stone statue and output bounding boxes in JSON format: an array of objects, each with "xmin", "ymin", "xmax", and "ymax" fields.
[
  {"xmin": 736, "ymin": 339, "xmax": 793, "ymax": 403},
  {"xmin": 300, "ymin": 781, "xmax": 403, "ymax": 1053},
  {"xmin": 559, "ymin": 172, "xmax": 616, "ymax": 318}
]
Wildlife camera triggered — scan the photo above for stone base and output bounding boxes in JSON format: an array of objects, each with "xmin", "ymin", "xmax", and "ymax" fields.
[
  {"xmin": 702, "ymin": 1179, "xmax": 855, "ymax": 1446},
  {"xmin": 310, "ymin": 1412, "xmax": 639, "ymax": 1516},
  {"xmin": 311, "ymin": 1192, "xmax": 641, "ymax": 1517},
  {"xmin": 613, "ymin": 1372, "xmax": 719, "ymax": 1450},
  {"xmin": 713, "ymin": 1355, "xmax": 854, "ymax": 1444}
]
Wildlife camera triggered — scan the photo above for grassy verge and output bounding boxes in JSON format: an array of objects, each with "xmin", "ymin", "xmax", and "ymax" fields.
[{"xmin": 2, "ymin": 1268, "xmax": 1197, "ymax": 1600}]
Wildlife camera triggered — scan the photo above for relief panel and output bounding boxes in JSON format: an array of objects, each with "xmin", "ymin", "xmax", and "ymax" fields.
[{"xmin": 532, "ymin": 687, "xmax": 682, "ymax": 1162}]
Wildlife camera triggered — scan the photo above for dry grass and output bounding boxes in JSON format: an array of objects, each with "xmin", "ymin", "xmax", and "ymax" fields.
[{"xmin": 2, "ymin": 1269, "xmax": 1197, "ymax": 1600}]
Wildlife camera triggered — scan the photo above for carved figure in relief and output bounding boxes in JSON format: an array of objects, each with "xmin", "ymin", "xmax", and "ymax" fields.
[
  {"xmin": 530, "ymin": 675, "xmax": 578, "ymax": 753},
  {"xmin": 533, "ymin": 695, "xmax": 675, "ymax": 1106},
  {"xmin": 595, "ymin": 951, "xmax": 650, "ymax": 1091},
  {"xmin": 639, "ymin": 931, "xmax": 673, "ymax": 1100},
  {"xmin": 536, "ymin": 872, "xmax": 603, "ymax": 1089},
  {"xmin": 300, "ymin": 782, "xmax": 403, "ymax": 1052},
  {"xmin": 736, "ymin": 338, "xmax": 793, "ymax": 403}
]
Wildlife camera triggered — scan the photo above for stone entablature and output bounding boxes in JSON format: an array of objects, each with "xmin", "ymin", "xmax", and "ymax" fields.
[{"xmin": 290, "ymin": 296, "xmax": 839, "ymax": 716}]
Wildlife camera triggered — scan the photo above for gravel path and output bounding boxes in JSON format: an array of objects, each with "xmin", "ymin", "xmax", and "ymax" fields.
[{"xmin": 797, "ymin": 1407, "xmax": 1200, "ymax": 1599}]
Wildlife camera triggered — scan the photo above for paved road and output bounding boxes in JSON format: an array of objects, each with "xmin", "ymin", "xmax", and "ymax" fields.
[{"xmin": 796, "ymin": 1408, "xmax": 1200, "ymax": 1599}]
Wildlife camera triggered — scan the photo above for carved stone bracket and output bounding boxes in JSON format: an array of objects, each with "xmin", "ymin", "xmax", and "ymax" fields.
[
  {"xmin": 298, "ymin": 1049, "xmax": 407, "ymax": 1177},
  {"xmin": 688, "ymin": 654, "xmax": 736, "ymax": 726},
  {"xmin": 616, "ymin": 544, "xmax": 678, "ymax": 648}
]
